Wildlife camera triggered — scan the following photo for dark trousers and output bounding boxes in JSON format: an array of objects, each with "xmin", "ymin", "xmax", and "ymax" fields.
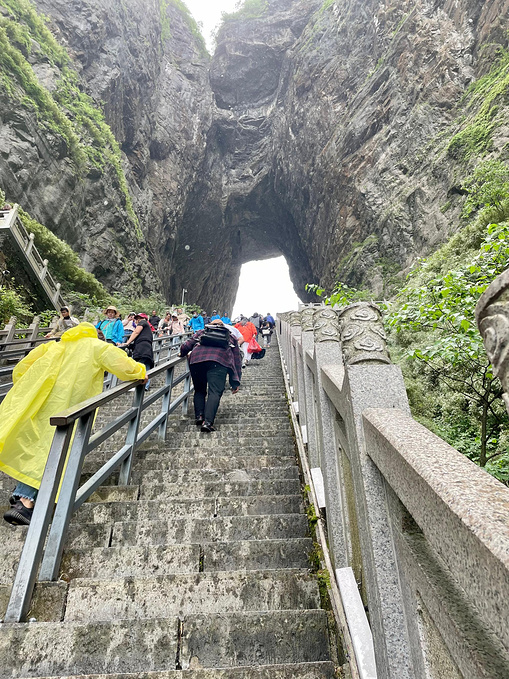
[{"xmin": 190, "ymin": 361, "xmax": 228, "ymax": 424}]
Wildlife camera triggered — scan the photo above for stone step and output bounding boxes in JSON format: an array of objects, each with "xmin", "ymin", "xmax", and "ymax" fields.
[
  {"xmin": 111, "ymin": 514, "xmax": 309, "ymax": 547},
  {"xmin": 0, "ymin": 611, "xmax": 329, "ymax": 676},
  {"xmin": 166, "ymin": 425, "xmax": 292, "ymax": 435},
  {"xmin": 64, "ymin": 570, "xmax": 320, "ymax": 622},
  {"xmin": 14, "ymin": 662, "xmax": 337, "ymax": 679},
  {"xmin": 202, "ymin": 538, "xmax": 313, "ymax": 572},
  {"xmin": 145, "ymin": 441, "xmax": 295, "ymax": 453},
  {"xmin": 62, "ymin": 544, "xmax": 201, "ymax": 580},
  {"xmin": 129, "ymin": 467, "xmax": 299, "ymax": 485},
  {"xmin": 61, "ymin": 538, "xmax": 312, "ymax": 580},
  {"xmin": 74, "ymin": 495, "xmax": 304, "ymax": 524},
  {"xmin": 138, "ymin": 478, "xmax": 301, "ymax": 500},
  {"xmin": 83, "ymin": 454, "xmax": 297, "ymax": 474},
  {"xmin": 164, "ymin": 432, "xmax": 292, "ymax": 442},
  {"xmin": 80, "ymin": 465, "xmax": 299, "ymax": 486}
]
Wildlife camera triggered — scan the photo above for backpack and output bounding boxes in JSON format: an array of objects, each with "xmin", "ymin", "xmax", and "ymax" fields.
[{"xmin": 199, "ymin": 324, "xmax": 231, "ymax": 348}]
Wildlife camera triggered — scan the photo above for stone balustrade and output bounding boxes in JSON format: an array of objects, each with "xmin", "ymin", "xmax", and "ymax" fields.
[{"xmin": 277, "ymin": 302, "xmax": 509, "ymax": 679}]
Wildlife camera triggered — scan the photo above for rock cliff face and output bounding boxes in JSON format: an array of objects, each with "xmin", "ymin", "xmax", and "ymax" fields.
[{"xmin": 1, "ymin": 0, "xmax": 509, "ymax": 309}]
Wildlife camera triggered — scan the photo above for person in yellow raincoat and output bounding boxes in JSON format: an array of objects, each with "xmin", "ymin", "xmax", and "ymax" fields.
[{"xmin": 0, "ymin": 322, "xmax": 147, "ymax": 525}]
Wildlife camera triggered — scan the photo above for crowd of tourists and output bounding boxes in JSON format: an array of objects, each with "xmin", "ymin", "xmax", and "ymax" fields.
[{"xmin": 0, "ymin": 302, "xmax": 277, "ymax": 526}]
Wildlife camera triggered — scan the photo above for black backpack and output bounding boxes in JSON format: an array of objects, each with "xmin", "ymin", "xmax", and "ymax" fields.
[{"xmin": 199, "ymin": 324, "xmax": 231, "ymax": 348}]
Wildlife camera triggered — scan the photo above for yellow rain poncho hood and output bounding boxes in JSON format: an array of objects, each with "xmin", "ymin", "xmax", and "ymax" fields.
[{"xmin": 0, "ymin": 322, "xmax": 146, "ymax": 488}]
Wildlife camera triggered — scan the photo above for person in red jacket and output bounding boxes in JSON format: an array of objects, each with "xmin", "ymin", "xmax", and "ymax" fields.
[{"xmin": 235, "ymin": 317, "xmax": 257, "ymax": 368}]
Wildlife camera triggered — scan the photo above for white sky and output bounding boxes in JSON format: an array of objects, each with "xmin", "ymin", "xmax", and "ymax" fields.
[
  {"xmin": 185, "ymin": 0, "xmax": 238, "ymax": 50},
  {"xmin": 184, "ymin": 2, "xmax": 302, "ymax": 316},
  {"xmin": 232, "ymin": 257, "xmax": 301, "ymax": 319}
]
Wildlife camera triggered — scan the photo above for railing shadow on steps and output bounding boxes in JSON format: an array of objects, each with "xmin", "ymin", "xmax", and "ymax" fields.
[
  {"xmin": 3, "ymin": 347, "xmax": 193, "ymax": 623},
  {"xmin": 277, "ymin": 304, "xmax": 509, "ymax": 679}
]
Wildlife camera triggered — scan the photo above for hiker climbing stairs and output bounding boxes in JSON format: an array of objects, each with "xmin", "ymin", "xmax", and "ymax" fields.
[{"xmin": 0, "ymin": 336, "xmax": 338, "ymax": 677}]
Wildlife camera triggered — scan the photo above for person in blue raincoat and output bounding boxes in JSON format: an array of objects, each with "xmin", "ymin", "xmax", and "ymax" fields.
[
  {"xmin": 0, "ymin": 323, "xmax": 147, "ymax": 525},
  {"xmin": 95, "ymin": 305, "xmax": 124, "ymax": 345},
  {"xmin": 189, "ymin": 311, "xmax": 205, "ymax": 333}
]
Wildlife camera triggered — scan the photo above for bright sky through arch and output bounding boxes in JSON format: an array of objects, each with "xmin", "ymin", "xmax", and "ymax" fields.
[{"xmin": 232, "ymin": 257, "xmax": 302, "ymax": 320}]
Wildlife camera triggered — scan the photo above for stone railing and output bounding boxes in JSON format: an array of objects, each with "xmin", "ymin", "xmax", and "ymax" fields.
[
  {"xmin": 0, "ymin": 204, "xmax": 66, "ymax": 311},
  {"xmin": 277, "ymin": 303, "xmax": 509, "ymax": 679}
]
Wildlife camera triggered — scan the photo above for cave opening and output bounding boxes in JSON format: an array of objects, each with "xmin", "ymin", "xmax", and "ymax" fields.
[{"xmin": 231, "ymin": 256, "xmax": 302, "ymax": 319}]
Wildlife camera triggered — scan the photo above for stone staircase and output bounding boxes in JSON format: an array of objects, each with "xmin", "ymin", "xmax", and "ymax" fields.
[{"xmin": 0, "ymin": 337, "xmax": 338, "ymax": 678}]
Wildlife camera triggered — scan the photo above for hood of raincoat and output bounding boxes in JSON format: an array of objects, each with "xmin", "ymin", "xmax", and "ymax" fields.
[{"xmin": 60, "ymin": 322, "xmax": 98, "ymax": 342}]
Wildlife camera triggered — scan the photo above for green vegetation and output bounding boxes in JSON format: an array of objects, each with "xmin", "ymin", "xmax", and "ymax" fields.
[
  {"xmin": 0, "ymin": 0, "xmax": 142, "ymax": 238},
  {"xmin": 159, "ymin": 0, "xmax": 172, "ymax": 43},
  {"xmin": 221, "ymin": 0, "xmax": 268, "ymax": 23},
  {"xmin": 388, "ymin": 219, "xmax": 509, "ymax": 479},
  {"xmin": 308, "ymin": 157, "xmax": 509, "ymax": 485},
  {"xmin": 18, "ymin": 209, "xmax": 109, "ymax": 303},
  {"xmin": 159, "ymin": 0, "xmax": 208, "ymax": 57},
  {"xmin": 447, "ymin": 48, "xmax": 509, "ymax": 161},
  {"xmin": 0, "ymin": 287, "xmax": 33, "ymax": 324}
]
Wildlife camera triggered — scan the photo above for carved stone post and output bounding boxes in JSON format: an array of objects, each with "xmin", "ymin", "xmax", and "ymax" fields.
[
  {"xmin": 300, "ymin": 306, "xmax": 320, "ymax": 466},
  {"xmin": 338, "ymin": 302, "xmax": 391, "ymax": 365},
  {"xmin": 332, "ymin": 301, "xmax": 416, "ymax": 678},
  {"xmin": 312, "ymin": 307, "xmax": 348, "ymax": 569},
  {"xmin": 476, "ymin": 269, "xmax": 509, "ymax": 415},
  {"xmin": 288, "ymin": 311, "xmax": 302, "ymax": 394}
]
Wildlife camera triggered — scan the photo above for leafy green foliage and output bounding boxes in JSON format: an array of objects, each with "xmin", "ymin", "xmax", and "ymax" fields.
[
  {"xmin": 461, "ymin": 159, "xmax": 509, "ymax": 224},
  {"xmin": 0, "ymin": 287, "xmax": 32, "ymax": 323},
  {"xmin": 221, "ymin": 0, "xmax": 269, "ymax": 23},
  {"xmin": 447, "ymin": 48, "xmax": 509, "ymax": 161},
  {"xmin": 306, "ymin": 281, "xmax": 371, "ymax": 307},
  {"xmin": 388, "ymin": 220, "xmax": 509, "ymax": 479}
]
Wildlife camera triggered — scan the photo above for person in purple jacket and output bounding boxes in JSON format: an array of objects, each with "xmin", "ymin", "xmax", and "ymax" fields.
[{"xmin": 179, "ymin": 320, "xmax": 242, "ymax": 433}]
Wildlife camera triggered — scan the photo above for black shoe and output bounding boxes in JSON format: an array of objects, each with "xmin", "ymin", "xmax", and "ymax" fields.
[
  {"xmin": 195, "ymin": 415, "xmax": 205, "ymax": 426},
  {"xmin": 8, "ymin": 494, "xmax": 16, "ymax": 506},
  {"xmin": 4, "ymin": 501, "xmax": 33, "ymax": 526},
  {"xmin": 201, "ymin": 422, "xmax": 216, "ymax": 433}
]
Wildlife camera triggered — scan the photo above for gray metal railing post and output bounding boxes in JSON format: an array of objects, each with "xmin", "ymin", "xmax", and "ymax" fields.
[
  {"xmin": 118, "ymin": 383, "xmax": 144, "ymax": 485},
  {"xmin": 182, "ymin": 371, "xmax": 192, "ymax": 416},
  {"xmin": 4, "ymin": 425, "xmax": 74, "ymax": 622},
  {"xmin": 39, "ymin": 412, "xmax": 95, "ymax": 581},
  {"xmin": 158, "ymin": 365, "xmax": 174, "ymax": 440}
]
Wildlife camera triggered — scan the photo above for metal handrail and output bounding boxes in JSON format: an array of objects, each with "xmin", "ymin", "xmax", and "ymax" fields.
[{"xmin": 4, "ymin": 349, "xmax": 193, "ymax": 623}]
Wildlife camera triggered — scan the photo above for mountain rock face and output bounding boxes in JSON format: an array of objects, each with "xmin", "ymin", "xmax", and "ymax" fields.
[{"xmin": 1, "ymin": 0, "xmax": 508, "ymax": 309}]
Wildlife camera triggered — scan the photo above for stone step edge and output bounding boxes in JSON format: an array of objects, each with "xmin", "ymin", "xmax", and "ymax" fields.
[
  {"xmin": 67, "ymin": 567, "xmax": 315, "ymax": 589},
  {"xmin": 13, "ymin": 661, "xmax": 337, "ymax": 678}
]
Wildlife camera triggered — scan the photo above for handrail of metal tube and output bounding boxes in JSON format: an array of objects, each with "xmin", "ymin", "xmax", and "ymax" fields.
[{"xmin": 3, "ymin": 347, "xmax": 193, "ymax": 623}]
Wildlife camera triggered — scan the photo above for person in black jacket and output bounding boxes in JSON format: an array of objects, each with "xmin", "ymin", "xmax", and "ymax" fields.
[
  {"xmin": 179, "ymin": 320, "xmax": 242, "ymax": 433},
  {"xmin": 122, "ymin": 313, "xmax": 154, "ymax": 390}
]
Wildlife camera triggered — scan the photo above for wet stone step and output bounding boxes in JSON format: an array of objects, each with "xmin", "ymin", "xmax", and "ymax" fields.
[
  {"xmin": 61, "ymin": 537, "xmax": 312, "ymax": 580},
  {"xmin": 74, "ymin": 495, "xmax": 304, "ymax": 524},
  {"xmin": 138, "ymin": 478, "xmax": 301, "ymax": 501},
  {"xmin": 178, "ymin": 610, "xmax": 330, "ymax": 669},
  {"xmin": 130, "ymin": 467, "xmax": 299, "ymax": 485},
  {"xmin": 14, "ymin": 662, "xmax": 337, "ymax": 679},
  {"xmin": 64, "ymin": 570, "xmax": 320, "ymax": 622},
  {"xmin": 78, "ymin": 466, "xmax": 299, "ymax": 488},
  {"xmin": 0, "ymin": 610, "xmax": 328, "ymax": 679},
  {"xmin": 145, "ymin": 441, "xmax": 295, "ymax": 453},
  {"xmin": 61, "ymin": 544, "xmax": 201, "ymax": 580},
  {"xmin": 83, "ymin": 454, "xmax": 297, "ymax": 473},
  {"xmin": 110, "ymin": 514, "xmax": 309, "ymax": 547},
  {"xmin": 202, "ymin": 538, "xmax": 313, "ymax": 572}
]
